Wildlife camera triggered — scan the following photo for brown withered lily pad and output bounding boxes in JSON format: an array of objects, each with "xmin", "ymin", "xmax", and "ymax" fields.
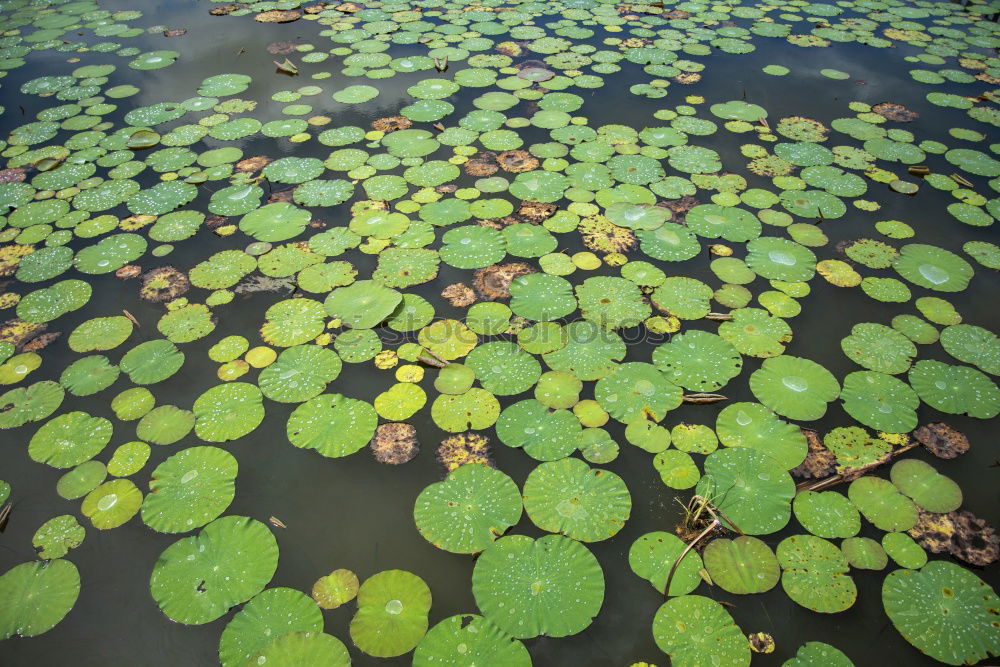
[
  {"xmin": 790, "ymin": 428, "xmax": 837, "ymax": 479},
  {"xmin": 0, "ymin": 168, "xmax": 26, "ymax": 183},
  {"xmin": 473, "ymin": 262, "xmax": 534, "ymax": 300},
  {"xmin": 497, "ymin": 149, "xmax": 539, "ymax": 173},
  {"xmin": 116, "ymin": 265, "xmax": 142, "ymax": 280},
  {"xmin": 21, "ymin": 331, "xmax": 60, "ymax": 352},
  {"xmin": 464, "ymin": 152, "xmax": 499, "ymax": 177},
  {"xmin": 0, "ymin": 319, "xmax": 47, "ymax": 347},
  {"xmin": 163, "ymin": 28, "xmax": 187, "ymax": 37},
  {"xmin": 872, "ymin": 102, "xmax": 919, "ymax": 122},
  {"xmin": 266, "ymin": 41, "xmax": 300, "ymax": 55},
  {"xmin": 913, "ymin": 423, "xmax": 970, "ymax": 459},
  {"xmin": 205, "ymin": 214, "xmax": 229, "ymax": 228},
  {"xmin": 370, "ymin": 423, "xmax": 419, "ymax": 464},
  {"xmin": 441, "ymin": 283, "xmax": 476, "ymax": 307},
  {"xmin": 267, "ymin": 189, "xmax": 295, "ymax": 204},
  {"xmin": 517, "ymin": 201, "xmax": 558, "ymax": 224},
  {"xmin": 236, "ymin": 156, "xmax": 271, "ymax": 173},
  {"xmin": 908, "ymin": 509, "xmax": 999, "ymax": 566},
  {"xmin": 436, "ymin": 433, "xmax": 494, "ymax": 473},
  {"xmin": 140, "ymin": 267, "xmax": 190, "ymax": 303},
  {"xmin": 255, "ymin": 9, "xmax": 301, "ymax": 22},
  {"xmin": 435, "ymin": 184, "xmax": 457, "ymax": 194},
  {"xmin": 371, "ymin": 116, "xmax": 412, "ymax": 133},
  {"xmin": 209, "ymin": 3, "xmax": 245, "ymax": 16}
]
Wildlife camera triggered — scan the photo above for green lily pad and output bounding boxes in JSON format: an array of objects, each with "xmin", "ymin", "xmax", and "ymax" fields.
[
  {"xmin": 893, "ymin": 244, "xmax": 974, "ymax": 293},
  {"xmin": 793, "ymin": 490, "xmax": 860, "ymax": 539},
  {"xmin": 848, "ymin": 476, "xmax": 918, "ymax": 532},
  {"xmin": 324, "ymin": 280, "xmax": 402, "ymax": 329},
  {"xmin": 136, "ymin": 405, "xmax": 194, "ymax": 445},
  {"xmin": 653, "ymin": 330, "xmax": 742, "ymax": 392},
  {"xmin": 81, "ymin": 479, "xmax": 142, "ymax": 529},
  {"xmin": 0, "ymin": 559, "xmax": 80, "ymax": 639},
  {"xmin": 940, "ymin": 324, "xmax": 1000, "ymax": 376},
  {"xmin": 496, "ymin": 399, "xmax": 580, "ymax": 461},
  {"xmin": 193, "ymin": 383, "xmax": 264, "ymax": 442},
  {"xmin": 218, "ymin": 587, "xmax": 323, "ymax": 667},
  {"xmin": 715, "ymin": 402, "xmax": 807, "ymax": 470},
  {"xmin": 777, "ymin": 535, "xmax": 857, "ymax": 613},
  {"xmin": 883, "ymin": 561, "xmax": 1000, "ymax": 665},
  {"xmin": 0, "ymin": 381, "xmax": 64, "ymax": 430},
  {"xmin": 783, "ymin": 642, "xmax": 853, "ymax": 667},
  {"xmin": 413, "ymin": 614, "xmax": 530, "ymax": 667},
  {"xmin": 841, "ymin": 371, "xmax": 919, "ymax": 433},
  {"xmin": 702, "ymin": 536, "xmax": 780, "ymax": 594},
  {"xmin": 349, "ymin": 570, "xmax": 431, "ymax": 658},
  {"xmin": 890, "ymin": 459, "xmax": 962, "ymax": 513},
  {"xmin": 150, "ymin": 516, "xmax": 279, "ymax": 625},
  {"xmin": 841, "ymin": 537, "xmax": 887, "ymax": 570},
  {"xmin": 840, "ymin": 323, "xmax": 916, "ymax": 374},
  {"xmin": 628, "ymin": 531, "xmax": 703, "ymax": 596},
  {"xmin": 749, "ymin": 355, "xmax": 840, "ymax": 421},
  {"xmin": 431, "ymin": 389, "xmax": 501, "ymax": 433},
  {"xmin": 523, "ymin": 457, "xmax": 631, "ymax": 542},
  {"xmin": 472, "ymin": 534, "xmax": 604, "ymax": 639},
  {"xmin": 576, "ymin": 276, "xmax": 651, "ymax": 330},
  {"xmin": 697, "ymin": 447, "xmax": 794, "ymax": 535},
  {"xmin": 652, "ymin": 595, "xmax": 750, "ymax": 667},
  {"xmin": 32, "ymin": 515, "xmax": 85, "ymax": 560},
  {"xmin": 141, "ymin": 446, "xmax": 238, "ymax": 534},
  {"xmin": 29, "ymin": 411, "xmax": 112, "ymax": 469},
  {"xmin": 413, "ymin": 463, "xmax": 522, "ymax": 554},
  {"xmin": 258, "ymin": 345, "xmax": 341, "ymax": 403},
  {"xmin": 287, "ymin": 394, "xmax": 378, "ymax": 457},
  {"xmin": 120, "ymin": 339, "xmax": 185, "ymax": 385},
  {"xmin": 465, "ymin": 342, "xmax": 541, "ymax": 396},
  {"xmin": 908, "ymin": 360, "xmax": 1000, "ymax": 419},
  {"xmin": 68, "ymin": 316, "xmax": 133, "ymax": 352},
  {"xmin": 594, "ymin": 362, "xmax": 682, "ymax": 423},
  {"xmin": 718, "ymin": 308, "xmax": 793, "ymax": 358}
]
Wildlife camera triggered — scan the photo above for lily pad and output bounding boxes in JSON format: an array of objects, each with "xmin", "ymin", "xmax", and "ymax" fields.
[
  {"xmin": 349, "ymin": 570, "xmax": 431, "ymax": 658},
  {"xmin": 523, "ymin": 457, "xmax": 631, "ymax": 542}
]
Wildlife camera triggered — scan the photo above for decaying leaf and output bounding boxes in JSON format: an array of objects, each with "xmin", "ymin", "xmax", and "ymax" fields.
[
  {"xmin": 436, "ymin": 433, "xmax": 494, "ymax": 473},
  {"xmin": 441, "ymin": 283, "xmax": 476, "ymax": 307},
  {"xmin": 255, "ymin": 9, "xmax": 301, "ymax": 22},
  {"xmin": 473, "ymin": 262, "xmax": 534, "ymax": 300},
  {"xmin": 371, "ymin": 116, "xmax": 411, "ymax": 133},
  {"xmin": 872, "ymin": 102, "xmax": 919, "ymax": 122},
  {"xmin": 140, "ymin": 267, "xmax": 190, "ymax": 303},
  {"xmin": 497, "ymin": 150, "xmax": 539, "ymax": 174},
  {"xmin": 908, "ymin": 509, "xmax": 999, "ymax": 566},
  {"xmin": 370, "ymin": 423, "xmax": 420, "ymax": 465},
  {"xmin": 790, "ymin": 428, "xmax": 837, "ymax": 479},
  {"xmin": 913, "ymin": 422, "xmax": 970, "ymax": 459}
]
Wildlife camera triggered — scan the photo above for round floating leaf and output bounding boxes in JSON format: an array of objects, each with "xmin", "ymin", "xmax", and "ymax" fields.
[
  {"xmin": 784, "ymin": 642, "xmax": 853, "ymax": 667},
  {"xmin": 431, "ymin": 387, "xmax": 500, "ymax": 433},
  {"xmin": 136, "ymin": 405, "xmax": 194, "ymax": 445},
  {"xmin": 29, "ymin": 411, "xmax": 112, "ymax": 469},
  {"xmin": 841, "ymin": 371, "xmax": 919, "ymax": 433},
  {"xmin": 576, "ymin": 276, "xmax": 651, "ymax": 330},
  {"xmin": 841, "ymin": 537, "xmax": 887, "ymax": 570},
  {"xmin": 218, "ymin": 587, "xmax": 323, "ymax": 667},
  {"xmin": 940, "ymin": 324, "xmax": 1000, "ymax": 376},
  {"xmin": 715, "ymin": 402, "xmax": 807, "ymax": 470},
  {"xmin": 349, "ymin": 570, "xmax": 431, "ymax": 658},
  {"xmin": 652, "ymin": 595, "xmax": 750, "ymax": 667},
  {"xmin": 908, "ymin": 360, "xmax": 1000, "ymax": 419},
  {"xmin": 0, "ymin": 560, "xmax": 80, "ymax": 639},
  {"xmin": 81, "ymin": 479, "xmax": 142, "ymax": 529},
  {"xmin": 150, "ymin": 516, "xmax": 279, "ymax": 625},
  {"xmin": 543, "ymin": 321, "xmax": 625, "ymax": 381},
  {"xmin": 0, "ymin": 381, "xmax": 64, "ymax": 430},
  {"xmin": 414, "ymin": 464, "xmax": 521, "ymax": 554},
  {"xmin": 629, "ymin": 531, "xmax": 703, "ymax": 596},
  {"xmin": 287, "ymin": 394, "xmax": 378, "ymax": 457},
  {"xmin": 509, "ymin": 273, "xmax": 576, "ymax": 322},
  {"xmin": 745, "ymin": 237, "xmax": 817, "ymax": 282},
  {"xmin": 848, "ymin": 476, "xmax": 918, "ymax": 532},
  {"xmin": 120, "ymin": 339, "xmax": 185, "ymax": 385},
  {"xmin": 472, "ymin": 534, "xmax": 604, "ymax": 639},
  {"xmin": 324, "ymin": 280, "xmax": 402, "ymax": 329},
  {"xmin": 883, "ymin": 561, "xmax": 1000, "ymax": 665},
  {"xmin": 414, "ymin": 614, "xmax": 530, "ymax": 667},
  {"xmin": 702, "ymin": 536, "xmax": 780, "ymax": 595},
  {"xmin": 749, "ymin": 355, "xmax": 840, "ymax": 421},
  {"xmin": 523, "ymin": 457, "xmax": 631, "ymax": 542},
  {"xmin": 193, "ymin": 383, "xmax": 264, "ymax": 442},
  {"xmin": 840, "ymin": 323, "xmax": 916, "ymax": 374},
  {"xmin": 890, "ymin": 459, "xmax": 962, "ymax": 513},
  {"xmin": 777, "ymin": 535, "xmax": 857, "ymax": 613},
  {"xmin": 141, "ymin": 446, "xmax": 238, "ymax": 534},
  {"xmin": 312, "ymin": 569, "xmax": 358, "ymax": 610},
  {"xmin": 68, "ymin": 316, "xmax": 133, "ymax": 352},
  {"xmin": 718, "ymin": 308, "xmax": 793, "ymax": 358},
  {"xmin": 594, "ymin": 362, "xmax": 682, "ymax": 423},
  {"xmin": 258, "ymin": 345, "xmax": 341, "ymax": 403},
  {"xmin": 465, "ymin": 342, "xmax": 541, "ymax": 396},
  {"xmin": 252, "ymin": 632, "xmax": 350, "ymax": 664},
  {"xmin": 653, "ymin": 331, "xmax": 742, "ymax": 392},
  {"xmin": 882, "ymin": 532, "xmax": 927, "ymax": 569},
  {"xmin": 892, "ymin": 244, "xmax": 974, "ymax": 293},
  {"xmin": 56, "ymin": 461, "xmax": 106, "ymax": 500},
  {"xmin": 32, "ymin": 515, "xmax": 85, "ymax": 560},
  {"xmin": 496, "ymin": 399, "xmax": 580, "ymax": 461},
  {"xmin": 239, "ymin": 202, "xmax": 311, "ymax": 242},
  {"xmin": 696, "ymin": 447, "xmax": 794, "ymax": 535},
  {"xmin": 793, "ymin": 491, "xmax": 860, "ymax": 539}
]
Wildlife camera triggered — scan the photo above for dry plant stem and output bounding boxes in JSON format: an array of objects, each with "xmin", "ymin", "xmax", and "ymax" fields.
[
  {"xmin": 795, "ymin": 441, "xmax": 920, "ymax": 493},
  {"xmin": 665, "ymin": 518, "xmax": 719, "ymax": 596},
  {"xmin": 705, "ymin": 312, "xmax": 733, "ymax": 321},
  {"xmin": 683, "ymin": 393, "xmax": 727, "ymax": 404}
]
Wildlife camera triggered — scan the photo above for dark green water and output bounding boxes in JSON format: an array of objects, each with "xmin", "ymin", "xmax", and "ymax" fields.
[{"xmin": 0, "ymin": 0, "xmax": 998, "ymax": 665}]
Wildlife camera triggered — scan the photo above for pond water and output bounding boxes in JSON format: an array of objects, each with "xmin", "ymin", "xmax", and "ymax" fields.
[{"xmin": 0, "ymin": 0, "xmax": 999, "ymax": 665}]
